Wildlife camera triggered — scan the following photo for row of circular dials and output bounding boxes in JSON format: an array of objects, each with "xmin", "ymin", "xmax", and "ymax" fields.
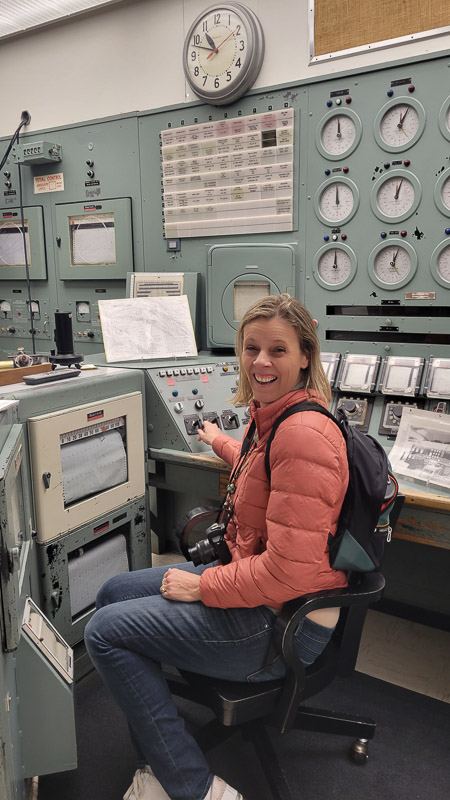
[
  {"xmin": 314, "ymin": 167, "xmax": 450, "ymax": 225},
  {"xmin": 313, "ymin": 240, "xmax": 450, "ymax": 290},
  {"xmin": 317, "ymin": 95, "xmax": 450, "ymax": 158}
]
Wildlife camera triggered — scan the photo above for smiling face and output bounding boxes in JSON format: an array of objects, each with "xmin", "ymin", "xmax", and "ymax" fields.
[{"xmin": 241, "ymin": 317, "xmax": 309, "ymax": 406}]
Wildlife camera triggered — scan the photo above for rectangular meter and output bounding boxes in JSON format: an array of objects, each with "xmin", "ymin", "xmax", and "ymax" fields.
[
  {"xmin": 320, "ymin": 352, "xmax": 341, "ymax": 388},
  {"xmin": 423, "ymin": 358, "xmax": 450, "ymax": 399},
  {"xmin": 338, "ymin": 354, "xmax": 380, "ymax": 393},
  {"xmin": 379, "ymin": 356, "xmax": 424, "ymax": 396}
]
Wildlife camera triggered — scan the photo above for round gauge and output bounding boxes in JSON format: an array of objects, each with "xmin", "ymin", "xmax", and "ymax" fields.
[
  {"xmin": 315, "ymin": 109, "xmax": 362, "ymax": 160},
  {"xmin": 312, "ymin": 243, "xmax": 357, "ymax": 290},
  {"xmin": 314, "ymin": 177, "xmax": 359, "ymax": 225},
  {"xmin": 434, "ymin": 168, "xmax": 450, "ymax": 217},
  {"xmin": 370, "ymin": 170, "xmax": 421, "ymax": 223},
  {"xmin": 368, "ymin": 240, "xmax": 418, "ymax": 289},
  {"xmin": 438, "ymin": 95, "xmax": 450, "ymax": 142},
  {"xmin": 374, "ymin": 97, "xmax": 426, "ymax": 152},
  {"xmin": 430, "ymin": 240, "xmax": 450, "ymax": 287}
]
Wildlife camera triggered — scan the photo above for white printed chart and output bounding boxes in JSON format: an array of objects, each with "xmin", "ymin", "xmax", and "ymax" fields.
[{"xmin": 161, "ymin": 109, "xmax": 295, "ymax": 238}]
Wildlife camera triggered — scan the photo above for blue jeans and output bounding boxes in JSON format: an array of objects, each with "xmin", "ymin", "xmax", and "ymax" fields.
[{"xmin": 84, "ymin": 561, "xmax": 334, "ymax": 800}]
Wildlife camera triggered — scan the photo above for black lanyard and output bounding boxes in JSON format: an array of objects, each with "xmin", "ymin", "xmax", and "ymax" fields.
[{"xmin": 219, "ymin": 419, "xmax": 257, "ymax": 527}]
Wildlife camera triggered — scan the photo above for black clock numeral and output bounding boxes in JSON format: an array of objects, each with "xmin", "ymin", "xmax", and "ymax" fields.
[
  {"xmin": 191, "ymin": 50, "xmax": 196, "ymax": 61},
  {"xmin": 194, "ymin": 66, "xmax": 199, "ymax": 77},
  {"xmin": 193, "ymin": 34, "xmax": 201, "ymax": 45},
  {"xmin": 236, "ymin": 57, "xmax": 242, "ymax": 68},
  {"xmin": 202, "ymin": 20, "xmax": 208, "ymax": 31},
  {"xmin": 203, "ymin": 75, "xmax": 208, "ymax": 86},
  {"xmin": 226, "ymin": 71, "xmax": 232, "ymax": 82},
  {"xmin": 239, "ymin": 39, "xmax": 245, "ymax": 51},
  {"xmin": 214, "ymin": 77, "xmax": 220, "ymax": 88},
  {"xmin": 236, "ymin": 24, "xmax": 241, "ymax": 35},
  {"xmin": 214, "ymin": 13, "xmax": 221, "ymax": 24}
]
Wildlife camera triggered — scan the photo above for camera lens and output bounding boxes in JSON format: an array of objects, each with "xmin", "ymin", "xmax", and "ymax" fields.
[{"xmin": 188, "ymin": 538, "xmax": 216, "ymax": 566}]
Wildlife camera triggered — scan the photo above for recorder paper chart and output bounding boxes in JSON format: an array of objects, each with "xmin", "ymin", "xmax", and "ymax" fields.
[
  {"xmin": 69, "ymin": 213, "xmax": 116, "ymax": 265},
  {"xmin": 0, "ymin": 219, "xmax": 29, "ymax": 266},
  {"xmin": 161, "ymin": 108, "xmax": 294, "ymax": 238},
  {"xmin": 98, "ymin": 295, "xmax": 198, "ymax": 362}
]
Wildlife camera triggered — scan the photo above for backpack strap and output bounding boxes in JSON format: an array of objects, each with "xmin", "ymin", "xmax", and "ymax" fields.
[{"xmin": 264, "ymin": 401, "xmax": 338, "ymax": 486}]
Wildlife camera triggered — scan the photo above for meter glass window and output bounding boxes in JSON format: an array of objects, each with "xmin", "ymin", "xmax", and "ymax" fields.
[
  {"xmin": 382, "ymin": 357, "xmax": 424, "ymax": 396},
  {"xmin": 0, "ymin": 219, "xmax": 31, "ymax": 267},
  {"xmin": 60, "ymin": 418, "xmax": 128, "ymax": 508},
  {"xmin": 69, "ymin": 212, "xmax": 116, "ymax": 266},
  {"xmin": 233, "ymin": 279, "xmax": 270, "ymax": 322},
  {"xmin": 426, "ymin": 359, "xmax": 450, "ymax": 398},
  {"xmin": 320, "ymin": 352, "xmax": 340, "ymax": 387},
  {"xmin": 340, "ymin": 354, "xmax": 380, "ymax": 392}
]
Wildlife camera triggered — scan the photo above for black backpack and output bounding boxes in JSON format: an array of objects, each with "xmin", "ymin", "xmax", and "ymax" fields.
[{"xmin": 263, "ymin": 401, "xmax": 400, "ymax": 573}]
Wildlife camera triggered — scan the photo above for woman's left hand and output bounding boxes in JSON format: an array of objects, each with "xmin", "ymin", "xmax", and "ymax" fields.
[{"xmin": 160, "ymin": 568, "xmax": 201, "ymax": 602}]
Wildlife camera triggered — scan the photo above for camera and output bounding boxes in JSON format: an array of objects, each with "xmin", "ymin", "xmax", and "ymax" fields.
[{"xmin": 188, "ymin": 522, "xmax": 232, "ymax": 566}]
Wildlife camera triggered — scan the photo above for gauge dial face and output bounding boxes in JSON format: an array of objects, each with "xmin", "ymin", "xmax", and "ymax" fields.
[
  {"xmin": 376, "ymin": 176, "xmax": 416, "ymax": 218},
  {"xmin": 380, "ymin": 103, "xmax": 420, "ymax": 147},
  {"xmin": 374, "ymin": 245, "xmax": 412, "ymax": 284},
  {"xmin": 320, "ymin": 115, "xmax": 356, "ymax": 156},
  {"xmin": 437, "ymin": 244, "xmax": 450, "ymax": 283},
  {"xmin": 317, "ymin": 248, "xmax": 352, "ymax": 285},
  {"xmin": 318, "ymin": 181, "xmax": 355, "ymax": 223},
  {"xmin": 441, "ymin": 176, "xmax": 450, "ymax": 211},
  {"xmin": 446, "ymin": 105, "xmax": 450, "ymax": 134}
]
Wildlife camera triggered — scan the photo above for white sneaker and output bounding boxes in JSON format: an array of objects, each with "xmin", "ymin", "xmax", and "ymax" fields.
[
  {"xmin": 203, "ymin": 775, "xmax": 244, "ymax": 800},
  {"xmin": 123, "ymin": 766, "xmax": 171, "ymax": 800}
]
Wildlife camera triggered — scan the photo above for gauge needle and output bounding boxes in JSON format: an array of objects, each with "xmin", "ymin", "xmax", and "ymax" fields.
[
  {"xmin": 333, "ymin": 250, "xmax": 338, "ymax": 269},
  {"xmin": 394, "ymin": 179, "xmax": 403, "ymax": 200},
  {"xmin": 390, "ymin": 249, "xmax": 400, "ymax": 273},
  {"xmin": 397, "ymin": 107, "xmax": 409, "ymax": 134},
  {"xmin": 335, "ymin": 185, "xmax": 340, "ymax": 205},
  {"xmin": 336, "ymin": 118, "xmax": 341, "ymax": 139},
  {"xmin": 207, "ymin": 27, "xmax": 237, "ymax": 58}
]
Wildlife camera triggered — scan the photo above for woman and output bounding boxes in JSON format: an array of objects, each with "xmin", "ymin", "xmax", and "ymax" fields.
[{"xmin": 85, "ymin": 294, "xmax": 349, "ymax": 800}]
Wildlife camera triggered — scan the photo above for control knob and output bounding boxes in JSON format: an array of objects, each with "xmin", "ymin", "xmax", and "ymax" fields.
[
  {"xmin": 194, "ymin": 399, "xmax": 204, "ymax": 410},
  {"xmin": 342, "ymin": 399, "xmax": 357, "ymax": 414},
  {"xmin": 174, "ymin": 402, "xmax": 184, "ymax": 413}
]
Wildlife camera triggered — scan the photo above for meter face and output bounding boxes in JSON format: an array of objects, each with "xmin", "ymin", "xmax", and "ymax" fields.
[
  {"xmin": 339, "ymin": 354, "xmax": 380, "ymax": 393},
  {"xmin": 381, "ymin": 357, "xmax": 424, "ymax": 395}
]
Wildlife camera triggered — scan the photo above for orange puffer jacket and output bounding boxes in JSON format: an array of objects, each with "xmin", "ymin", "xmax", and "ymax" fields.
[{"xmin": 199, "ymin": 388, "xmax": 349, "ymax": 610}]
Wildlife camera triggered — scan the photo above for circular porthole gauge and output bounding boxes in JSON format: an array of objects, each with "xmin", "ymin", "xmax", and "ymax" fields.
[
  {"xmin": 430, "ymin": 240, "xmax": 450, "ymax": 287},
  {"xmin": 314, "ymin": 177, "xmax": 359, "ymax": 225},
  {"xmin": 374, "ymin": 96, "xmax": 426, "ymax": 152},
  {"xmin": 315, "ymin": 108, "xmax": 362, "ymax": 160},
  {"xmin": 434, "ymin": 167, "xmax": 450, "ymax": 217},
  {"xmin": 368, "ymin": 240, "xmax": 418, "ymax": 289},
  {"xmin": 438, "ymin": 95, "xmax": 450, "ymax": 142},
  {"xmin": 370, "ymin": 169, "xmax": 421, "ymax": 223},
  {"xmin": 312, "ymin": 243, "xmax": 357, "ymax": 290}
]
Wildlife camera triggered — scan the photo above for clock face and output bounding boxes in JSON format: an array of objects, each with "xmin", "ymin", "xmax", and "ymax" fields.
[{"xmin": 183, "ymin": 4, "xmax": 264, "ymax": 105}]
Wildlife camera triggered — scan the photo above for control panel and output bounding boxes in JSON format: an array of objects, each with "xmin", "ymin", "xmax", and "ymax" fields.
[{"xmin": 144, "ymin": 356, "xmax": 248, "ymax": 453}]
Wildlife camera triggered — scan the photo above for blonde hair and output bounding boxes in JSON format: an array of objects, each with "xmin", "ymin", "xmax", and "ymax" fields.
[{"xmin": 232, "ymin": 294, "xmax": 331, "ymax": 406}]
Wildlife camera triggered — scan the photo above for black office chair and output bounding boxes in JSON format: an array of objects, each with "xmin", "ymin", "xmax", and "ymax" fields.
[{"xmin": 167, "ymin": 505, "xmax": 399, "ymax": 800}]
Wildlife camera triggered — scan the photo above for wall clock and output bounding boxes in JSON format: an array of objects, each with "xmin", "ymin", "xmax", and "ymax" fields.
[{"xmin": 183, "ymin": 3, "xmax": 264, "ymax": 106}]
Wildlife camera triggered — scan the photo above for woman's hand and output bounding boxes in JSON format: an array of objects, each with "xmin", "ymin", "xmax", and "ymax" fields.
[
  {"xmin": 160, "ymin": 568, "xmax": 201, "ymax": 602},
  {"xmin": 197, "ymin": 419, "xmax": 221, "ymax": 446}
]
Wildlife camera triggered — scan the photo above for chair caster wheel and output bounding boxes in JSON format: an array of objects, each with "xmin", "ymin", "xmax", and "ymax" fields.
[{"xmin": 349, "ymin": 739, "xmax": 369, "ymax": 764}]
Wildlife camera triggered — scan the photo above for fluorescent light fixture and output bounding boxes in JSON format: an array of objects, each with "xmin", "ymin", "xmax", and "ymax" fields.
[{"xmin": 0, "ymin": 0, "xmax": 126, "ymax": 40}]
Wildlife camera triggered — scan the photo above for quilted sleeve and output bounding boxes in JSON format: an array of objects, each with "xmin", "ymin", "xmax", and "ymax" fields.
[
  {"xmin": 211, "ymin": 430, "xmax": 244, "ymax": 466},
  {"xmin": 199, "ymin": 417, "xmax": 348, "ymax": 608}
]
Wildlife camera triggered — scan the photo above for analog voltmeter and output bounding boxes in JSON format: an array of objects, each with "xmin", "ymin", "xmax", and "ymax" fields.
[
  {"xmin": 424, "ymin": 358, "xmax": 450, "ymax": 399},
  {"xmin": 320, "ymin": 352, "xmax": 341, "ymax": 388},
  {"xmin": 430, "ymin": 241, "xmax": 450, "ymax": 287},
  {"xmin": 338, "ymin": 354, "xmax": 381, "ymax": 394},
  {"xmin": 371, "ymin": 170, "xmax": 421, "ymax": 223},
  {"xmin": 369, "ymin": 240, "xmax": 418, "ymax": 289},
  {"xmin": 313, "ymin": 243, "xmax": 357, "ymax": 290},
  {"xmin": 314, "ymin": 177, "xmax": 359, "ymax": 225},
  {"xmin": 434, "ymin": 168, "xmax": 450, "ymax": 217},
  {"xmin": 374, "ymin": 97, "xmax": 426, "ymax": 152},
  {"xmin": 316, "ymin": 109, "xmax": 362, "ymax": 159},
  {"xmin": 378, "ymin": 356, "xmax": 424, "ymax": 396}
]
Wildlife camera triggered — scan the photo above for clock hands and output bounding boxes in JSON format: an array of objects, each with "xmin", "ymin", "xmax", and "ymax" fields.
[
  {"xmin": 205, "ymin": 32, "xmax": 217, "ymax": 51},
  {"xmin": 390, "ymin": 249, "xmax": 400, "ymax": 274},
  {"xmin": 397, "ymin": 107, "xmax": 409, "ymax": 135},
  {"xmin": 207, "ymin": 27, "xmax": 238, "ymax": 58}
]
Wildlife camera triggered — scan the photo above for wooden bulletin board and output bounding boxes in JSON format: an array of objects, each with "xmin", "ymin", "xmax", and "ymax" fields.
[{"xmin": 313, "ymin": 0, "xmax": 450, "ymax": 58}]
